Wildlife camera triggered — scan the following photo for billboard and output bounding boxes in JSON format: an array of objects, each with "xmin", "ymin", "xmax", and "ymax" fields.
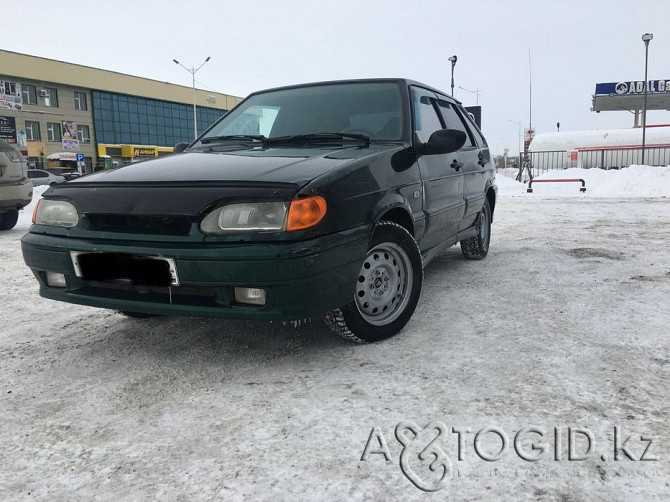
[
  {"xmin": 0, "ymin": 116, "xmax": 17, "ymax": 143},
  {"xmin": 595, "ymin": 80, "xmax": 670, "ymax": 96},
  {"xmin": 465, "ymin": 106, "xmax": 482, "ymax": 129},
  {"xmin": 62, "ymin": 120, "xmax": 80, "ymax": 151},
  {"xmin": 0, "ymin": 80, "xmax": 22, "ymax": 110}
]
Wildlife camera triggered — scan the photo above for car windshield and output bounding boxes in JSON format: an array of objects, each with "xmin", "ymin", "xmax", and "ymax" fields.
[{"xmin": 195, "ymin": 82, "xmax": 404, "ymax": 146}]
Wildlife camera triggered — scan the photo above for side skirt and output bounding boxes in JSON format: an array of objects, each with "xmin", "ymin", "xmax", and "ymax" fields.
[{"xmin": 420, "ymin": 226, "xmax": 478, "ymax": 268}]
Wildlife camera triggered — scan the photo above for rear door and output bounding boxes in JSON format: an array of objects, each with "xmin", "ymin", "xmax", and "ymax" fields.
[
  {"xmin": 435, "ymin": 98, "xmax": 488, "ymax": 231},
  {"xmin": 411, "ymin": 86, "xmax": 464, "ymax": 251}
]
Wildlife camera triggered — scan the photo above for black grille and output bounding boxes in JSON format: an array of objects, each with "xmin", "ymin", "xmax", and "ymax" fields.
[{"xmin": 85, "ymin": 214, "xmax": 193, "ymax": 235}]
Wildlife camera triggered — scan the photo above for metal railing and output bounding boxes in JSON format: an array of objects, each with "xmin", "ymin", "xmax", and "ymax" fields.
[
  {"xmin": 527, "ymin": 150, "xmax": 568, "ymax": 176},
  {"xmin": 528, "ymin": 146, "xmax": 670, "ymax": 176},
  {"xmin": 578, "ymin": 146, "xmax": 670, "ymax": 170}
]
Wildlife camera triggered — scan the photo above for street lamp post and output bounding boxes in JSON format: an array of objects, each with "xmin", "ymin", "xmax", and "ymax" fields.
[
  {"xmin": 641, "ymin": 33, "xmax": 653, "ymax": 166},
  {"xmin": 173, "ymin": 56, "xmax": 212, "ymax": 140},
  {"xmin": 458, "ymin": 86, "xmax": 481, "ymax": 105},
  {"xmin": 448, "ymin": 55, "xmax": 457, "ymax": 97}
]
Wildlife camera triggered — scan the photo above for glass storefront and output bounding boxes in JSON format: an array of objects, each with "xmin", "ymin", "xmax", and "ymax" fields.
[{"xmin": 92, "ymin": 91, "xmax": 225, "ymax": 147}]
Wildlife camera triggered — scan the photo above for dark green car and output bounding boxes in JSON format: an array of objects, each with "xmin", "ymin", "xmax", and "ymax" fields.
[{"xmin": 22, "ymin": 79, "xmax": 497, "ymax": 343}]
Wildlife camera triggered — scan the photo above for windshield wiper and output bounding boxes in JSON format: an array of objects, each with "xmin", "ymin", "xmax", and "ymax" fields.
[
  {"xmin": 200, "ymin": 134, "xmax": 268, "ymax": 145},
  {"xmin": 267, "ymin": 133, "xmax": 370, "ymax": 145}
]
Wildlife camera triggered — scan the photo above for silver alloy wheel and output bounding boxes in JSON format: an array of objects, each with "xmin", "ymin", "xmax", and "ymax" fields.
[{"xmin": 354, "ymin": 242, "xmax": 413, "ymax": 326}]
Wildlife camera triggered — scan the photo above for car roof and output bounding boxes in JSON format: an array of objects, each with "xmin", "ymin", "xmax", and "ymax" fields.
[
  {"xmin": 0, "ymin": 139, "xmax": 20, "ymax": 152},
  {"xmin": 245, "ymin": 78, "xmax": 462, "ymax": 104}
]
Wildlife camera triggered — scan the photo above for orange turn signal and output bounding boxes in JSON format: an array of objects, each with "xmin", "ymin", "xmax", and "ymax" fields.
[
  {"xmin": 286, "ymin": 196, "xmax": 327, "ymax": 231},
  {"xmin": 31, "ymin": 199, "xmax": 41, "ymax": 224}
]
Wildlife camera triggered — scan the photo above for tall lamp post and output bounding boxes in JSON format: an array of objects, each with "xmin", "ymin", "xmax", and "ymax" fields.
[
  {"xmin": 448, "ymin": 55, "xmax": 457, "ymax": 97},
  {"xmin": 641, "ymin": 33, "xmax": 653, "ymax": 166},
  {"xmin": 173, "ymin": 56, "xmax": 211, "ymax": 140}
]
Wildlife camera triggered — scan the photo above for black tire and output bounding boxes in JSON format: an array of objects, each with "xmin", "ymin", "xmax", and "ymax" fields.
[
  {"xmin": 0, "ymin": 210, "xmax": 19, "ymax": 231},
  {"xmin": 324, "ymin": 221, "xmax": 423, "ymax": 343},
  {"xmin": 460, "ymin": 199, "xmax": 491, "ymax": 260},
  {"xmin": 118, "ymin": 311, "xmax": 161, "ymax": 319}
]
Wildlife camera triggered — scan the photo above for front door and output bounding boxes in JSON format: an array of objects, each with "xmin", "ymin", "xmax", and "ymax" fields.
[{"xmin": 411, "ymin": 86, "xmax": 464, "ymax": 251}]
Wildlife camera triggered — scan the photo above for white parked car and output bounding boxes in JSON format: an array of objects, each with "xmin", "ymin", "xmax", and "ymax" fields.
[
  {"xmin": 0, "ymin": 140, "xmax": 33, "ymax": 230},
  {"xmin": 27, "ymin": 169, "xmax": 66, "ymax": 186}
]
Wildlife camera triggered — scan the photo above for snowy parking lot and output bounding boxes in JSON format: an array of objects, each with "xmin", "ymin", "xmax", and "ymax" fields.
[{"xmin": 1, "ymin": 168, "xmax": 669, "ymax": 501}]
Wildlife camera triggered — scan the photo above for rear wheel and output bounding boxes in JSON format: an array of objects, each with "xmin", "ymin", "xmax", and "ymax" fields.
[
  {"xmin": 0, "ymin": 210, "xmax": 19, "ymax": 231},
  {"xmin": 325, "ymin": 221, "xmax": 423, "ymax": 343},
  {"xmin": 460, "ymin": 199, "xmax": 491, "ymax": 259}
]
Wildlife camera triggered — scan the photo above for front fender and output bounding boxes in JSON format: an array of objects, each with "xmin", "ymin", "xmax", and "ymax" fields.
[{"xmin": 371, "ymin": 186, "xmax": 424, "ymax": 243}]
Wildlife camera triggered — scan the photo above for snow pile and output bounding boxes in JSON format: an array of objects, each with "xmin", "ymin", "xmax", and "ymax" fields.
[{"xmin": 496, "ymin": 165, "xmax": 670, "ymax": 198}]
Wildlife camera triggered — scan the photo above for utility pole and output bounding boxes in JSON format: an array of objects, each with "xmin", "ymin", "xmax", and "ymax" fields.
[{"xmin": 641, "ymin": 33, "xmax": 653, "ymax": 165}]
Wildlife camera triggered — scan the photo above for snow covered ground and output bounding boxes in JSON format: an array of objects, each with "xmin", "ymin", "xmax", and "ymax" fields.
[
  {"xmin": 497, "ymin": 164, "xmax": 670, "ymax": 198},
  {"xmin": 1, "ymin": 168, "xmax": 669, "ymax": 501}
]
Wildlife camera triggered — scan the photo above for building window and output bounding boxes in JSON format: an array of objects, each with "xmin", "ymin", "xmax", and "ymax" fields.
[
  {"xmin": 74, "ymin": 91, "xmax": 88, "ymax": 111},
  {"xmin": 25, "ymin": 121, "xmax": 41, "ymax": 141},
  {"xmin": 28, "ymin": 157, "xmax": 44, "ymax": 170},
  {"xmin": 77, "ymin": 124, "xmax": 91, "ymax": 143},
  {"xmin": 22, "ymin": 84, "xmax": 37, "ymax": 105},
  {"xmin": 44, "ymin": 88, "xmax": 59, "ymax": 107},
  {"xmin": 47, "ymin": 122, "xmax": 62, "ymax": 142},
  {"xmin": 91, "ymin": 90, "xmax": 225, "ymax": 146},
  {"xmin": 1, "ymin": 80, "xmax": 18, "ymax": 95}
]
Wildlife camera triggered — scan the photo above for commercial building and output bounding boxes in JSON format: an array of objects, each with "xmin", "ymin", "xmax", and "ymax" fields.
[
  {"xmin": 0, "ymin": 50, "xmax": 242, "ymax": 172},
  {"xmin": 592, "ymin": 79, "xmax": 670, "ymax": 126}
]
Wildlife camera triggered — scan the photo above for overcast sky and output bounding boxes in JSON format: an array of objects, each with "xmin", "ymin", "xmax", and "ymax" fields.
[{"xmin": 6, "ymin": 0, "xmax": 669, "ymax": 154}]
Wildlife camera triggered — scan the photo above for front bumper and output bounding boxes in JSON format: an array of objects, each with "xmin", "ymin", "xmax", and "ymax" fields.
[{"xmin": 21, "ymin": 227, "xmax": 370, "ymax": 320}]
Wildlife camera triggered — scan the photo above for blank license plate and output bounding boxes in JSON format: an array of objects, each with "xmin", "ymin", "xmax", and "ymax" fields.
[{"xmin": 71, "ymin": 252, "xmax": 180, "ymax": 286}]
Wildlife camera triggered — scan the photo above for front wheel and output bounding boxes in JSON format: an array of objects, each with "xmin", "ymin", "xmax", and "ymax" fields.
[
  {"xmin": 325, "ymin": 221, "xmax": 423, "ymax": 343},
  {"xmin": 460, "ymin": 198, "xmax": 491, "ymax": 260}
]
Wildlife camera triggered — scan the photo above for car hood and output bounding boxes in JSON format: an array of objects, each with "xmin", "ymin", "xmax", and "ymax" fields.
[
  {"xmin": 45, "ymin": 145, "xmax": 399, "ymax": 216},
  {"xmin": 76, "ymin": 146, "xmax": 396, "ymax": 185}
]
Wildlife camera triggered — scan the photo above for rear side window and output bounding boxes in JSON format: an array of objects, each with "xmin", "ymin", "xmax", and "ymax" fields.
[{"xmin": 436, "ymin": 99, "xmax": 475, "ymax": 148}]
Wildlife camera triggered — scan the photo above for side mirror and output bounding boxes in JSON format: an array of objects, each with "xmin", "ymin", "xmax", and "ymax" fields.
[
  {"xmin": 173, "ymin": 142, "xmax": 190, "ymax": 153},
  {"xmin": 418, "ymin": 129, "xmax": 466, "ymax": 155}
]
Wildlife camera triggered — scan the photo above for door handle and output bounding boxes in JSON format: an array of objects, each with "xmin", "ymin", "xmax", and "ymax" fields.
[{"xmin": 450, "ymin": 160, "xmax": 462, "ymax": 171}]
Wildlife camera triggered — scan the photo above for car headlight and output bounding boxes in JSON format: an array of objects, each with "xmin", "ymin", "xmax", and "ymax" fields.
[
  {"xmin": 32, "ymin": 199, "xmax": 79, "ymax": 228},
  {"xmin": 200, "ymin": 201, "xmax": 288, "ymax": 234},
  {"xmin": 200, "ymin": 196, "xmax": 327, "ymax": 235}
]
